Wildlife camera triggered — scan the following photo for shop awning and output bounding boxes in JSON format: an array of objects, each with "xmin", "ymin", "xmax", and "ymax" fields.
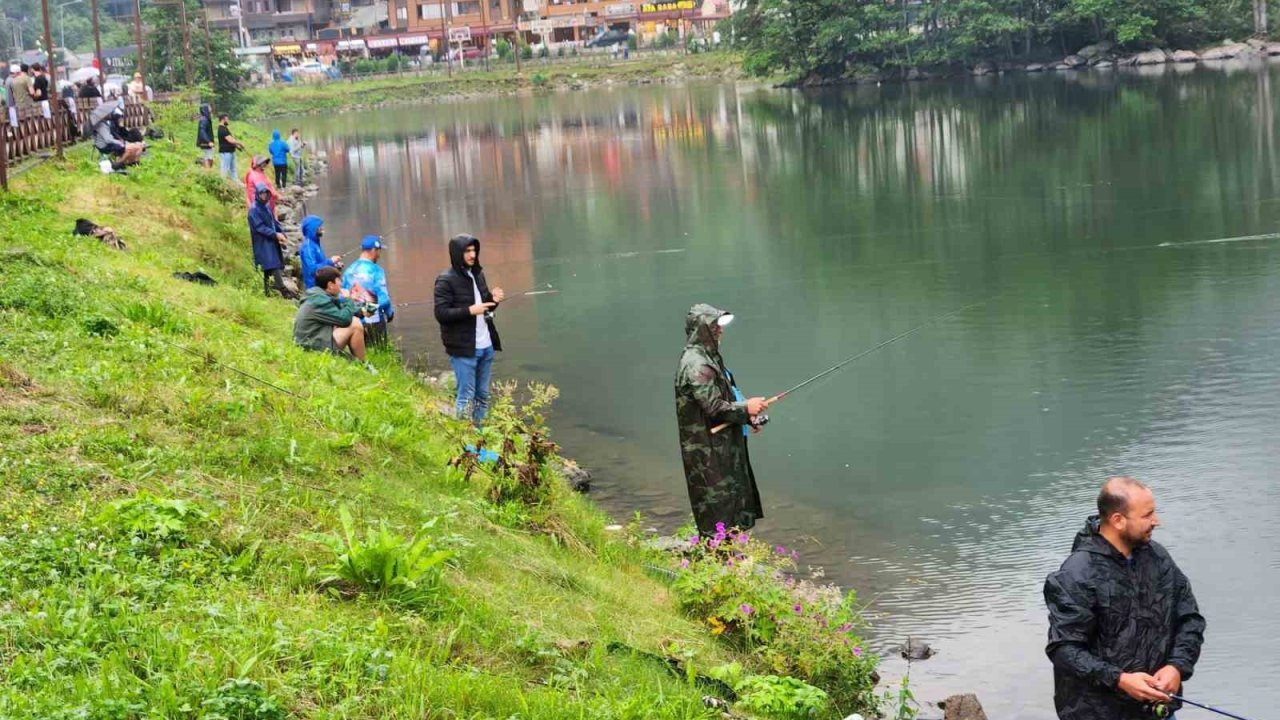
[
  {"xmin": 399, "ymin": 35, "xmax": 431, "ymax": 46},
  {"xmin": 367, "ymin": 36, "xmax": 399, "ymax": 49},
  {"xmin": 274, "ymin": 44, "xmax": 303, "ymax": 55}
]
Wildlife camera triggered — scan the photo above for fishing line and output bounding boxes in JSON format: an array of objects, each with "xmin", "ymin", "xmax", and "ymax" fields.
[
  {"xmin": 1169, "ymin": 694, "xmax": 1259, "ymax": 720},
  {"xmin": 150, "ymin": 334, "xmax": 302, "ymax": 398},
  {"xmin": 710, "ymin": 295, "xmax": 997, "ymax": 434},
  {"xmin": 393, "ymin": 284, "xmax": 558, "ymax": 309}
]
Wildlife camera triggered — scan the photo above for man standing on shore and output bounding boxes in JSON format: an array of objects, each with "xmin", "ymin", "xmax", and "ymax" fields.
[
  {"xmin": 1044, "ymin": 476, "xmax": 1206, "ymax": 720},
  {"xmin": 217, "ymin": 113, "xmax": 245, "ymax": 179},
  {"xmin": 288, "ymin": 128, "xmax": 307, "ymax": 186},
  {"xmin": 674, "ymin": 304, "xmax": 769, "ymax": 534},
  {"xmin": 342, "ymin": 236, "xmax": 395, "ymax": 347},
  {"xmin": 433, "ymin": 234, "xmax": 504, "ymax": 424}
]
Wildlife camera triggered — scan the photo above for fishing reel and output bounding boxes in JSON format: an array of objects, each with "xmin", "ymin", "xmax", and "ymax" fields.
[
  {"xmin": 749, "ymin": 413, "xmax": 770, "ymax": 429},
  {"xmin": 358, "ymin": 301, "xmax": 379, "ymax": 318}
]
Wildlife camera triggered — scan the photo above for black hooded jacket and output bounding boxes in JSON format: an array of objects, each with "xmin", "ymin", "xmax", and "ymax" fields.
[
  {"xmin": 197, "ymin": 104, "xmax": 214, "ymax": 149},
  {"xmin": 1044, "ymin": 516, "xmax": 1205, "ymax": 720},
  {"xmin": 433, "ymin": 234, "xmax": 502, "ymax": 358}
]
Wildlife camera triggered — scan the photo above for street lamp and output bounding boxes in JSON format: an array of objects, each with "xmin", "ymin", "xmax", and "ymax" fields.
[{"xmin": 58, "ymin": 0, "xmax": 83, "ymax": 51}]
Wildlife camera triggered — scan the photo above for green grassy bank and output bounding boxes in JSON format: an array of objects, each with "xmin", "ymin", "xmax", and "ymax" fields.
[
  {"xmin": 0, "ymin": 103, "xmax": 882, "ymax": 720},
  {"xmin": 243, "ymin": 53, "xmax": 745, "ymax": 120}
]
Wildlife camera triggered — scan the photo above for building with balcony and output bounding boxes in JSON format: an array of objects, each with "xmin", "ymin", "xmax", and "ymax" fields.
[
  {"xmin": 204, "ymin": 0, "xmax": 331, "ymax": 45},
  {"xmin": 404, "ymin": 0, "xmax": 521, "ymax": 53}
]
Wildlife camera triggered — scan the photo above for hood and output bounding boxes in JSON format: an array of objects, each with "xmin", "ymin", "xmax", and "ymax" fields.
[
  {"xmin": 685, "ymin": 303, "xmax": 730, "ymax": 352},
  {"xmin": 448, "ymin": 234, "xmax": 481, "ymax": 273},
  {"xmin": 199, "ymin": 104, "xmax": 210, "ymax": 118},
  {"xmin": 302, "ymin": 286, "xmax": 331, "ymax": 303},
  {"xmin": 1070, "ymin": 515, "xmax": 1131, "ymax": 558},
  {"xmin": 253, "ymin": 182, "xmax": 270, "ymax": 205},
  {"xmin": 300, "ymin": 215, "xmax": 324, "ymax": 244},
  {"xmin": 272, "ymin": 130, "xmax": 281, "ymax": 142}
]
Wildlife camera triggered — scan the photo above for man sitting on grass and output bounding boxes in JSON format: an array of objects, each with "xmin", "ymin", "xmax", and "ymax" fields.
[{"xmin": 293, "ymin": 266, "xmax": 377, "ymax": 373}]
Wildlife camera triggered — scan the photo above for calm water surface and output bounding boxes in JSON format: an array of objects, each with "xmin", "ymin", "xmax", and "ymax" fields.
[{"xmin": 295, "ymin": 64, "xmax": 1280, "ymax": 716}]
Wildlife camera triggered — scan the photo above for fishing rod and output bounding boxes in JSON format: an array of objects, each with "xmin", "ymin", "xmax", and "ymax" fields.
[
  {"xmin": 1168, "ymin": 695, "xmax": 1259, "ymax": 720},
  {"xmin": 393, "ymin": 283, "xmax": 558, "ymax": 310},
  {"xmin": 710, "ymin": 296, "xmax": 995, "ymax": 435}
]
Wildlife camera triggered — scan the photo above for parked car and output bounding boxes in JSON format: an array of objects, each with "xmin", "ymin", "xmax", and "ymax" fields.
[
  {"xmin": 282, "ymin": 61, "xmax": 340, "ymax": 81},
  {"xmin": 586, "ymin": 29, "xmax": 629, "ymax": 48}
]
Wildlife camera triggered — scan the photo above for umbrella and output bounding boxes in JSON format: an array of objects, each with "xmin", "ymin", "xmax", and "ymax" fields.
[
  {"xmin": 88, "ymin": 98, "xmax": 122, "ymax": 130},
  {"xmin": 68, "ymin": 67, "xmax": 100, "ymax": 83}
]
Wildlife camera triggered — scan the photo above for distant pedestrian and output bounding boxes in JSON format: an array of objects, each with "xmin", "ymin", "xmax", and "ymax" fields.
[
  {"xmin": 127, "ymin": 72, "xmax": 145, "ymax": 100},
  {"xmin": 342, "ymin": 236, "xmax": 394, "ymax": 347},
  {"xmin": 196, "ymin": 104, "xmax": 214, "ymax": 169},
  {"xmin": 1044, "ymin": 476, "xmax": 1205, "ymax": 720},
  {"xmin": 248, "ymin": 182, "xmax": 294, "ymax": 299},
  {"xmin": 288, "ymin": 128, "xmax": 307, "ymax": 185},
  {"xmin": 299, "ymin": 214, "xmax": 342, "ymax": 290},
  {"xmin": 433, "ymin": 234, "xmax": 504, "ymax": 424},
  {"xmin": 217, "ymin": 113, "xmax": 245, "ymax": 179},
  {"xmin": 9, "ymin": 64, "xmax": 34, "ymax": 122},
  {"xmin": 29, "ymin": 63, "xmax": 49, "ymax": 103},
  {"xmin": 674, "ymin": 304, "xmax": 768, "ymax": 534},
  {"xmin": 78, "ymin": 76, "xmax": 102, "ymax": 100},
  {"xmin": 268, "ymin": 129, "xmax": 290, "ymax": 186},
  {"xmin": 244, "ymin": 156, "xmax": 277, "ymax": 213}
]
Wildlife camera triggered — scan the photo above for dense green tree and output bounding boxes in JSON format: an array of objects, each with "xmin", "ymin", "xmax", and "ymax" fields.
[{"xmin": 730, "ymin": 0, "xmax": 1276, "ymax": 79}]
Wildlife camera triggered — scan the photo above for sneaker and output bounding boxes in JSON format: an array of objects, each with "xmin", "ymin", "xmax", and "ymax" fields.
[{"xmin": 363, "ymin": 362, "xmax": 378, "ymax": 375}]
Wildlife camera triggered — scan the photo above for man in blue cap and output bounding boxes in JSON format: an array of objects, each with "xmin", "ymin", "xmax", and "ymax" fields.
[{"xmin": 342, "ymin": 235, "xmax": 394, "ymax": 347}]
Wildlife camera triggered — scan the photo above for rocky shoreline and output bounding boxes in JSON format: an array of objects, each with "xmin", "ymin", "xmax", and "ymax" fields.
[{"xmin": 795, "ymin": 37, "xmax": 1280, "ymax": 87}]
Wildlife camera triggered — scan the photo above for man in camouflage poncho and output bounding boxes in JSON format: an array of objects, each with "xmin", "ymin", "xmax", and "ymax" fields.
[{"xmin": 675, "ymin": 304, "xmax": 770, "ymax": 534}]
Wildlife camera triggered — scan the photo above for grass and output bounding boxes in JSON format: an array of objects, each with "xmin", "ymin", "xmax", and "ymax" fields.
[
  {"xmin": 0, "ymin": 102, "xmax": 750, "ymax": 719},
  {"xmin": 244, "ymin": 52, "xmax": 745, "ymax": 119}
]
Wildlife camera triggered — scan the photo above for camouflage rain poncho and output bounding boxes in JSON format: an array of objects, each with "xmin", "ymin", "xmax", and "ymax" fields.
[{"xmin": 674, "ymin": 304, "xmax": 763, "ymax": 534}]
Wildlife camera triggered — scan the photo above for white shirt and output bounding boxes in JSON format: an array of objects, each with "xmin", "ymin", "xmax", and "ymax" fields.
[{"xmin": 468, "ymin": 270, "xmax": 492, "ymax": 350}]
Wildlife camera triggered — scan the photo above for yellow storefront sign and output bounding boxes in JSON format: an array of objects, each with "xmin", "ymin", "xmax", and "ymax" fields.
[{"xmin": 640, "ymin": 0, "xmax": 695, "ymax": 13}]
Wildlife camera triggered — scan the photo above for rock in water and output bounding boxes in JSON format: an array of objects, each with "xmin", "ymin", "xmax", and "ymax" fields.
[
  {"xmin": 1202, "ymin": 42, "xmax": 1251, "ymax": 60},
  {"xmin": 901, "ymin": 637, "xmax": 935, "ymax": 661},
  {"xmin": 1170, "ymin": 50, "xmax": 1199, "ymax": 63},
  {"xmin": 554, "ymin": 459, "xmax": 592, "ymax": 493},
  {"xmin": 1077, "ymin": 40, "xmax": 1114, "ymax": 59},
  {"xmin": 1133, "ymin": 49, "xmax": 1169, "ymax": 65},
  {"xmin": 1025, "ymin": 63, "xmax": 1045, "ymax": 72},
  {"xmin": 1063, "ymin": 54, "xmax": 1088, "ymax": 68},
  {"xmin": 970, "ymin": 61, "xmax": 996, "ymax": 76},
  {"xmin": 940, "ymin": 693, "xmax": 987, "ymax": 720}
]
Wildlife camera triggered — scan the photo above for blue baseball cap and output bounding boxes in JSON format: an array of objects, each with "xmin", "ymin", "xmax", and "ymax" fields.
[{"xmin": 361, "ymin": 235, "xmax": 384, "ymax": 251}]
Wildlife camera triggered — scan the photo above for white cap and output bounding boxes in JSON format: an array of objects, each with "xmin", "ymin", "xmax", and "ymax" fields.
[{"xmin": 716, "ymin": 313, "xmax": 735, "ymax": 327}]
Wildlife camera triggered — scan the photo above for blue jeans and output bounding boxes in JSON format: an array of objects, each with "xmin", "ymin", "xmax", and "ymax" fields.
[
  {"xmin": 450, "ymin": 346, "xmax": 495, "ymax": 424},
  {"xmin": 220, "ymin": 152, "xmax": 236, "ymax": 179}
]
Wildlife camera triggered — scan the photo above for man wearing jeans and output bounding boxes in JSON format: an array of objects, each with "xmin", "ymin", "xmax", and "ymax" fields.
[
  {"xmin": 434, "ymin": 234, "xmax": 505, "ymax": 424},
  {"xmin": 216, "ymin": 113, "xmax": 245, "ymax": 179}
]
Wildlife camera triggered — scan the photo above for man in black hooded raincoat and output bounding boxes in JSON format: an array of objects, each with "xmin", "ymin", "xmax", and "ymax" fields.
[
  {"xmin": 1044, "ymin": 476, "xmax": 1205, "ymax": 720},
  {"xmin": 674, "ymin": 304, "xmax": 769, "ymax": 534}
]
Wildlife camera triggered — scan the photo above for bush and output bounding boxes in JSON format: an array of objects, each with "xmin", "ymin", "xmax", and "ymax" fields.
[
  {"xmin": 654, "ymin": 31, "xmax": 678, "ymax": 49},
  {"xmin": 449, "ymin": 381, "xmax": 558, "ymax": 505},
  {"xmin": 670, "ymin": 526, "xmax": 879, "ymax": 715},
  {"xmin": 97, "ymin": 493, "xmax": 211, "ymax": 543},
  {"xmin": 495, "ymin": 39, "xmax": 513, "ymax": 61},
  {"xmin": 736, "ymin": 675, "xmax": 829, "ymax": 719},
  {"xmin": 521, "ymin": 44, "xmax": 534, "ymax": 60},
  {"xmin": 557, "ymin": 45, "xmax": 566, "ymax": 57},
  {"xmin": 353, "ymin": 58, "xmax": 379, "ymax": 75},
  {"xmin": 383, "ymin": 54, "xmax": 404, "ymax": 72},
  {"xmin": 314, "ymin": 506, "xmax": 453, "ymax": 607},
  {"xmin": 531, "ymin": 73, "xmax": 549, "ymax": 88},
  {"xmin": 538, "ymin": 45, "xmax": 550, "ymax": 59},
  {"xmin": 627, "ymin": 35, "xmax": 638, "ymax": 51}
]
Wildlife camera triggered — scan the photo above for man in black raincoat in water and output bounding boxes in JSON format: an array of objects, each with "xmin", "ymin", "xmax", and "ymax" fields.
[
  {"xmin": 1044, "ymin": 476, "xmax": 1205, "ymax": 720},
  {"xmin": 674, "ymin": 304, "xmax": 769, "ymax": 533}
]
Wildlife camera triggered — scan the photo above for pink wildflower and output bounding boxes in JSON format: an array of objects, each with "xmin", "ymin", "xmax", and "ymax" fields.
[
  {"xmin": 739, "ymin": 603, "xmax": 754, "ymax": 616},
  {"xmin": 679, "ymin": 558, "xmax": 690, "ymax": 569},
  {"xmin": 852, "ymin": 647, "xmax": 863, "ymax": 657},
  {"xmin": 715, "ymin": 522, "xmax": 726, "ymax": 533},
  {"xmin": 793, "ymin": 603, "xmax": 803, "ymax": 614}
]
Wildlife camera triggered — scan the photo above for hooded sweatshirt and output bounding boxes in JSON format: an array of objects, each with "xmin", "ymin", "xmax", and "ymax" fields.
[
  {"xmin": 268, "ymin": 130, "xmax": 290, "ymax": 166},
  {"xmin": 298, "ymin": 215, "xmax": 332, "ymax": 290},
  {"xmin": 244, "ymin": 165, "xmax": 276, "ymax": 212},
  {"xmin": 674, "ymin": 304, "xmax": 762, "ymax": 534},
  {"xmin": 433, "ymin": 234, "xmax": 502, "ymax": 358},
  {"xmin": 196, "ymin": 104, "xmax": 213, "ymax": 148},
  {"xmin": 293, "ymin": 287, "xmax": 357, "ymax": 353},
  {"xmin": 1044, "ymin": 516, "xmax": 1206, "ymax": 720}
]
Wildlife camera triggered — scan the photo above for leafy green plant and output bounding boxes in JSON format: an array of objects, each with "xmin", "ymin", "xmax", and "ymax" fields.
[
  {"xmin": 671, "ymin": 526, "xmax": 879, "ymax": 714},
  {"xmin": 118, "ymin": 299, "xmax": 192, "ymax": 335},
  {"xmin": 654, "ymin": 31, "xmax": 678, "ymax": 50},
  {"xmin": 450, "ymin": 381, "xmax": 559, "ymax": 506},
  {"xmin": 97, "ymin": 493, "xmax": 210, "ymax": 543},
  {"xmin": 735, "ymin": 674, "xmax": 829, "ymax": 719},
  {"xmin": 531, "ymin": 72, "xmax": 549, "ymax": 88},
  {"xmin": 883, "ymin": 672, "xmax": 918, "ymax": 720},
  {"xmin": 199, "ymin": 678, "xmax": 286, "ymax": 720},
  {"xmin": 314, "ymin": 506, "xmax": 453, "ymax": 607}
]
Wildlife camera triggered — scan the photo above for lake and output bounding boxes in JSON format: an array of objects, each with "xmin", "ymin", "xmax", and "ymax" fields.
[{"xmin": 294, "ymin": 62, "xmax": 1280, "ymax": 717}]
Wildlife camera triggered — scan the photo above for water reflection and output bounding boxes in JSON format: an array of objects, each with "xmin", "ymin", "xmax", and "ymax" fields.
[{"xmin": 300, "ymin": 67, "xmax": 1280, "ymax": 717}]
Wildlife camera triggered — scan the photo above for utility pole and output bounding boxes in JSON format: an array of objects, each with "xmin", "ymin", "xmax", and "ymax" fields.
[
  {"xmin": 438, "ymin": 0, "xmax": 451, "ymax": 76},
  {"xmin": 133, "ymin": 0, "xmax": 146, "ymax": 84},
  {"xmin": 178, "ymin": 0, "xmax": 193, "ymax": 85},
  {"xmin": 39, "ymin": 0, "xmax": 63, "ymax": 159},
  {"xmin": 1256, "ymin": 0, "xmax": 1269, "ymax": 36},
  {"xmin": 91, "ymin": 0, "xmax": 104, "ymax": 86}
]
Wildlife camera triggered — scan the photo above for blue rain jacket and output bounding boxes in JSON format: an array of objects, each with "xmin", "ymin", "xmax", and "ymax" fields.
[
  {"xmin": 298, "ymin": 215, "xmax": 333, "ymax": 289},
  {"xmin": 268, "ymin": 130, "xmax": 290, "ymax": 166}
]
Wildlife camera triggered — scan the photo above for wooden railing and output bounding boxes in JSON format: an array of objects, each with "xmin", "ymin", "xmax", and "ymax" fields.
[{"xmin": 1, "ymin": 97, "xmax": 154, "ymax": 191}]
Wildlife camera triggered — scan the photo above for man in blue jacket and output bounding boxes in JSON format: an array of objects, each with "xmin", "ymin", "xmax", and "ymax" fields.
[
  {"xmin": 342, "ymin": 236, "xmax": 394, "ymax": 346},
  {"xmin": 268, "ymin": 129, "xmax": 290, "ymax": 187},
  {"xmin": 299, "ymin": 215, "xmax": 342, "ymax": 290},
  {"xmin": 248, "ymin": 183, "xmax": 295, "ymax": 299}
]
